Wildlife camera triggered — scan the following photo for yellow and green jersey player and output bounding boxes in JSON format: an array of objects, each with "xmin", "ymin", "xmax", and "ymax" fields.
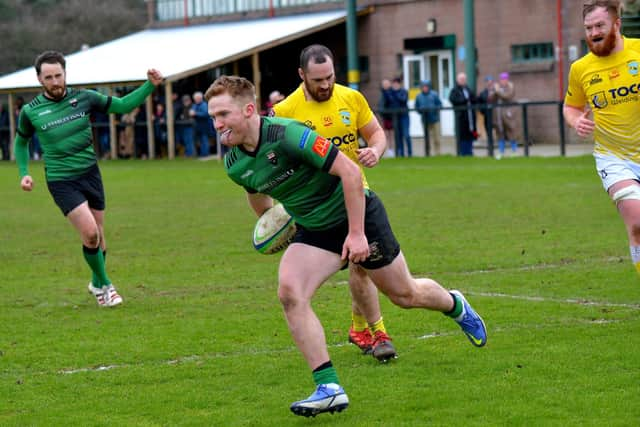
[
  {"xmin": 564, "ymin": 0, "xmax": 640, "ymax": 274},
  {"xmin": 273, "ymin": 44, "xmax": 395, "ymax": 360}
]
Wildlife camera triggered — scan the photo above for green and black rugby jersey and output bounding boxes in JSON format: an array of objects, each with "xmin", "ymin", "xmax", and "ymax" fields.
[
  {"xmin": 16, "ymin": 88, "xmax": 109, "ymax": 181},
  {"xmin": 225, "ymin": 116, "xmax": 350, "ymax": 230}
]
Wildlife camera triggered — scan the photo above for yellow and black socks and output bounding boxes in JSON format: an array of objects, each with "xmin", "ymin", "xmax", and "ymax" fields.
[
  {"xmin": 351, "ymin": 311, "xmax": 368, "ymax": 331},
  {"xmin": 83, "ymin": 246, "xmax": 111, "ymax": 288},
  {"xmin": 369, "ymin": 317, "xmax": 387, "ymax": 335}
]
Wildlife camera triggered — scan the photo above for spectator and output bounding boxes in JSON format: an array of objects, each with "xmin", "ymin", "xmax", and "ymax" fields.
[
  {"xmin": 264, "ymin": 90, "xmax": 285, "ymax": 116},
  {"xmin": 491, "ymin": 72, "xmax": 518, "ymax": 159},
  {"xmin": 387, "ymin": 77, "xmax": 412, "ymax": 157},
  {"xmin": 92, "ymin": 109, "xmax": 111, "ymax": 159},
  {"xmin": 449, "ymin": 72, "xmax": 477, "ymax": 156},
  {"xmin": 134, "ymin": 106, "xmax": 148, "ymax": 159},
  {"xmin": 414, "ymin": 80, "xmax": 443, "ymax": 156},
  {"xmin": 118, "ymin": 107, "xmax": 138, "ymax": 159},
  {"xmin": 190, "ymin": 91, "xmax": 213, "ymax": 157},
  {"xmin": 378, "ymin": 79, "xmax": 395, "ymax": 157},
  {"xmin": 153, "ymin": 102, "xmax": 167, "ymax": 157},
  {"xmin": 175, "ymin": 93, "xmax": 195, "ymax": 157},
  {"xmin": 0, "ymin": 103, "xmax": 9, "ymax": 160},
  {"xmin": 477, "ymin": 75, "xmax": 495, "ymax": 146}
]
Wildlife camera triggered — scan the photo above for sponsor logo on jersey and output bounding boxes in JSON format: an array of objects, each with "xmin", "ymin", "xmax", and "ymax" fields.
[
  {"xmin": 328, "ymin": 132, "xmax": 357, "ymax": 147},
  {"xmin": 589, "ymin": 74, "xmax": 603, "ymax": 86},
  {"xmin": 628, "ymin": 60, "xmax": 639, "ymax": 76},
  {"xmin": 40, "ymin": 111, "xmax": 86, "ymax": 130},
  {"xmin": 591, "ymin": 91, "xmax": 608, "ymax": 109},
  {"xmin": 609, "ymin": 69, "xmax": 620, "ymax": 80},
  {"xmin": 322, "ymin": 115, "xmax": 333, "ymax": 127},
  {"xmin": 312, "ymin": 136, "xmax": 331, "ymax": 157},
  {"xmin": 339, "ymin": 109, "xmax": 351, "ymax": 126},
  {"xmin": 257, "ymin": 168, "xmax": 295, "ymax": 193}
]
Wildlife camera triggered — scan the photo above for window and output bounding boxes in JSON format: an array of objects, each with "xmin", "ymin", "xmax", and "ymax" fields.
[{"xmin": 511, "ymin": 43, "xmax": 554, "ymax": 63}]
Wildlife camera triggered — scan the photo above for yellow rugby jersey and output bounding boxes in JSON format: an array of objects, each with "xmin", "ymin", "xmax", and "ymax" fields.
[
  {"xmin": 565, "ymin": 37, "xmax": 640, "ymax": 160},
  {"xmin": 273, "ymin": 83, "xmax": 374, "ymax": 188}
]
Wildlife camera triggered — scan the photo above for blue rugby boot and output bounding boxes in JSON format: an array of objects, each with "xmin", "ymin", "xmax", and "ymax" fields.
[
  {"xmin": 451, "ymin": 290, "xmax": 487, "ymax": 347},
  {"xmin": 290, "ymin": 383, "xmax": 349, "ymax": 417}
]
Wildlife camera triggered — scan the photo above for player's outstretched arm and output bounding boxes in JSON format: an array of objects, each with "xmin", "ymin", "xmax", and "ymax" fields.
[{"xmin": 108, "ymin": 69, "xmax": 164, "ymax": 114}]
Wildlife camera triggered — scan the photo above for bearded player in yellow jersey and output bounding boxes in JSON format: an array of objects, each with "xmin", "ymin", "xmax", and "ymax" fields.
[
  {"xmin": 273, "ymin": 44, "xmax": 396, "ymax": 361},
  {"xmin": 564, "ymin": 0, "xmax": 640, "ymax": 275}
]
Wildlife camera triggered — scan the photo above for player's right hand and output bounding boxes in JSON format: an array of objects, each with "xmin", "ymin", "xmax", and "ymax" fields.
[
  {"xmin": 575, "ymin": 110, "xmax": 595, "ymax": 138},
  {"xmin": 21, "ymin": 175, "xmax": 33, "ymax": 192}
]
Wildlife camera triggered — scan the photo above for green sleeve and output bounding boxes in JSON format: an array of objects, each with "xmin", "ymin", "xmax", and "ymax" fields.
[
  {"xmin": 107, "ymin": 81, "xmax": 156, "ymax": 114},
  {"xmin": 14, "ymin": 133, "xmax": 30, "ymax": 178}
]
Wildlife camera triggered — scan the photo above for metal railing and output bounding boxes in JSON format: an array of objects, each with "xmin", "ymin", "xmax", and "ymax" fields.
[
  {"xmin": 378, "ymin": 100, "xmax": 577, "ymax": 158},
  {"xmin": 155, "ymin": 0, "xmax": 342, "ymax": 21}
]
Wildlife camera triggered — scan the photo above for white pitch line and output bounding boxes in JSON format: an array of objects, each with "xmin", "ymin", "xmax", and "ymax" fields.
[
  {"xmin": 469, "ymin": 291, "xmax": 640, "ymax": 309},
  {"xmin": 57, "ymin": 289, "xmax": 638, "ymax": 375}
]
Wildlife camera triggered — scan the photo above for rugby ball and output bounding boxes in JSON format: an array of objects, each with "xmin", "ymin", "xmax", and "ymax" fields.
[{"xmin": 253, "ymin": 203, "xmax": 296, "ymax": 255}]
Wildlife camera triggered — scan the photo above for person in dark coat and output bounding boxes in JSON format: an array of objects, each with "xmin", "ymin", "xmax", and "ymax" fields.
[{"xmin": 449, "ymin": 72, "xmax": 477, "ymax": 156}]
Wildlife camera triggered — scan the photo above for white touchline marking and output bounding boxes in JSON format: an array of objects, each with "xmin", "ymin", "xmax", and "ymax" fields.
[{"xmin": 57, "ymin": 289, "xmax": 638, "ymax": 375}]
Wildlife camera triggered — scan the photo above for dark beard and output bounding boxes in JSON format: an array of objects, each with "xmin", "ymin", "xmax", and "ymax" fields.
[
  {"xmin": 587, "ymin": 27, "xmax": 618, "ymax": 56},
  {"xmin": 305, "ymin": 81, "xmax": 333, "ymax": 102},
  {"xmin": 44, "ymin": 86, "xmax": 66, "ymax": 101}
]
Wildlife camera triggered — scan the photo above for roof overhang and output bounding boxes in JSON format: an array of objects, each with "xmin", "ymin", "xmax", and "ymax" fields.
[{"xmin": 0, "ymin": 9, "xmax": 354, "ymax": 93}]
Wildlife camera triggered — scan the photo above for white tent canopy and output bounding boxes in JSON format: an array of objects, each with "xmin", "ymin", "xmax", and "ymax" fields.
[
  {"xmin": 0, "ymin": 9, "xmax": 348, "ymax": 91},
  {"xmin": 0, "ymin": 9, "xmax": 350, "ymax": 160}
]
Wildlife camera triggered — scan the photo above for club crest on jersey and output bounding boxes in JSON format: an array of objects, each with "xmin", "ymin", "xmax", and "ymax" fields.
[
  {"xmin": 267, "ymin": 151, "xmax": 278, "ymax": 165},
  {"xmin": 69, "ymin": 98, "xmax": 78, "ymax": 108},
  {"xmin": 322, "ymin": 115, "xmax": 333, "ymax": 127},
  {"xmin": 312, "ymin": 136, "xmax": 331, "ymax": 157},
  {"xmin": 628, "ymin": 60, "xmax": 639, "ymax": 76},
  {"xmin": 591, "ymin": 91, "xmax": 608, "ymax": 109},
  {"xmin": 339, "ymin": 110, "xmax": 351, "ymax": 126}
]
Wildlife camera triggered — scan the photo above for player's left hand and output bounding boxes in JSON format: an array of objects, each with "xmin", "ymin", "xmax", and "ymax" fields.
[
  {"xmin": 342, "ymin": 232, "xmax": 369, "ymax": 264},
  {"xmin": 357, "ymin": 147, "xmax": 380, "ymax": 168},
  {"xmin": 147, "ymin": 69, "xmax": 164, "ymax": 86}
]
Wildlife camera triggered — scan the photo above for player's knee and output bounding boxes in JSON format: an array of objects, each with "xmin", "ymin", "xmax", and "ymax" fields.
[
  {"xmin": 83, "ymin": 229, "xmax": 101, "ymax": 248},
  {"xmin": 277, "ymin": 278, "xmax": 305, "ymax": 309}
]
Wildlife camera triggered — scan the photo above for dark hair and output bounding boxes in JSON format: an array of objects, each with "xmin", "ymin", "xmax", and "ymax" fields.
[
  {"xmin": 299, "ymin": 44, "xmax": 334, "ymax": 71},
  {"xmin": 34, "ymin": 51, "xmax": 66, "ymax": 75},
  {"xmin": 583, "ymin": 0, "xmax": 622, "ymax": 20},
  {"xmin": 204, "ymin": 75, "xmax": 256, "ymax": 103}
]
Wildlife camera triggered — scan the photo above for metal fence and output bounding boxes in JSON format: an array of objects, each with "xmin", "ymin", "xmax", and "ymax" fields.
[
  {"xmin": 155, "ymin": 0, "xmax": 342, "ymax": 21},
  {"xmin": 377, "ymin": 100, "xmax": 593, "ymax": 158}
]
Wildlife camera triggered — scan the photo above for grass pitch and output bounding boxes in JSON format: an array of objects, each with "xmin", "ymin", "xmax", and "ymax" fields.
[{"xmin": 1, "ymin": 155, "xmax": 639, "ymax": 426}]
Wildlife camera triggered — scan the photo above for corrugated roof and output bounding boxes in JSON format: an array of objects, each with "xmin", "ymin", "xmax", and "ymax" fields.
[{"xmin": 0, "ymin": 9, "xmax": 347, "ymax": 92}]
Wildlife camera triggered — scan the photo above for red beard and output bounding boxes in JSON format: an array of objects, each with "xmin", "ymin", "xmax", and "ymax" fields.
[{"xmin": 587, "ymin": 26, "xmax": 618, "ymax": 56}]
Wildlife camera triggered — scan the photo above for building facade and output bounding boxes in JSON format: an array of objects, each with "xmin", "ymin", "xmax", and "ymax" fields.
[{"xmin": 145, "ymin": 0, "xmax": 624, "ymax": 145}]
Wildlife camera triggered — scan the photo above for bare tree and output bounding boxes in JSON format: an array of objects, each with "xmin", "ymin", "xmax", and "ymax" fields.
[{"xmin": 0, "ymin": 0, "xmax": 147, "ymax": 75}]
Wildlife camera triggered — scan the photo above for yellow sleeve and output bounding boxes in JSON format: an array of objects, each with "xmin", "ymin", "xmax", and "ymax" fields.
[{"xmin": 564, "ymin": 61, "xmax": 586, "ymax": 108}]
